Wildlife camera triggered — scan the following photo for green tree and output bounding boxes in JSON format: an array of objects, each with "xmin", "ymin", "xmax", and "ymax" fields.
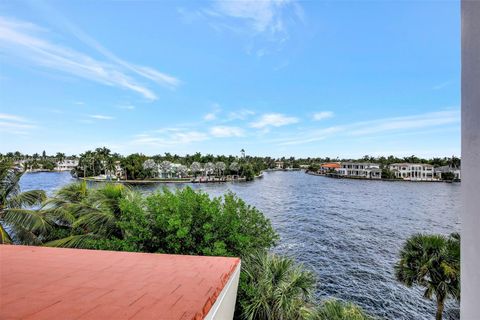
[
  {"xmin": 44, "ymin": 183, "xmax": 129, "ymax": 248},
  {"xmin": 237, "ymin": 250, "xmax": 316, "ymax": 320},
  {"xmin": 0, "ymin": 160, "xmax": 47, "ymax": 244},
  {"xmin": 312, "ymin": 300, "xmax": 374, "ymax": 320},
  {"xmin": 395, "ymin": 233, "xmax": 460, "ymax": 320},
  {"xmin": 113, "ymin": 187, "xmax": 278, "ymax": 256},
  {"xmin": 441, "ymin": 172, "xmax": 455, "ymax": 181}
]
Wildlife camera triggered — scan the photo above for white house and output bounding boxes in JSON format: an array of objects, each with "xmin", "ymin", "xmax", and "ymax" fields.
[
  {"xmin": 337, "ymin": 162, "xmax": 382, "ymax": 179},
  {"xmin": 55, "ymin": 159, "xmax": 79, "ymax": 171},
  {"xmin": 389, "ymin": 163, "xmax": 435, "ymax": 181},
  {"xmin": 434, "ymin": 165, "xmax": 461, "ymax": 180}
]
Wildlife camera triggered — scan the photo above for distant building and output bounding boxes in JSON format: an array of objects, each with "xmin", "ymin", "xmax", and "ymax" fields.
[
  {"xmin": 434, "ymin": 165, "xmax": 461, "ymax": 180},
  {"xmin": 319, "ymin": 162, "xmax": 341, "ymax": 174},
  {"xmin": 274, "ymin": 161, "xmax": 284, "ymax": 169},
  {"xmin": 55, "ymin": 159, "xmax": 78, "ymax": 171},
  {"xmin": 337, "ymin": 162, "xmax": 382, "ymax": 179},
  {"xmin": 389, "ymin": 163, "xmax": 435, "ymax": 181}
]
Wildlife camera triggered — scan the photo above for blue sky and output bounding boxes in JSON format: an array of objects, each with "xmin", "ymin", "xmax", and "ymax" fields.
[{"xmin": 0, "ymin": 0, "xmax": 460, "ymax": 158}]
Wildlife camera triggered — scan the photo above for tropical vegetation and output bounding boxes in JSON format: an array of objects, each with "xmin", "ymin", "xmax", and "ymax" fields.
[
  {"xmin": 395, "ymin": 233, "xmax": 460, "ymax": 320},
  {"xmin": 1, "ymin": 148, "xmax": 461, "ymax": 181},
  {"xmin": 1, "ymin": 157, "xmax": 461, "ymax": 320},
  {"xmin": 237, "ymin": 250, "xmax": 317, "ymax": 320},
  {"xmin": 313, "ymin": 300, "xmax": 375, "ymax": 320},
  {"xmin": 0, "ymin": 159, "xmax": 46, "ymax": 244}
]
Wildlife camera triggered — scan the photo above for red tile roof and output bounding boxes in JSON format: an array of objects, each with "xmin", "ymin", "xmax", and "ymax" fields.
[
  {"xmin": 0, "ymin": 245, "xmax": 240, "ymax": 320},
  {"xmin": 320, "ymin": 163, "xmax": 341, "ymax": 169}
]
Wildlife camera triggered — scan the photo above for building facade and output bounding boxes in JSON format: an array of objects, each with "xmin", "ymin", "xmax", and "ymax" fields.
[
  {"xmin": 389, "ymin": 163, "xmax": 435, "ymax": 181},
  {"xmin": 55, "ymin": 159, "xmax": 79, "ymax": 171},
  {"xmin": 434, "ymin": 165, "xmax": 461, "ymax": 180},
  {"xmin": 336, "ymin": 162, "xmax": 382, "ymax": 179}
]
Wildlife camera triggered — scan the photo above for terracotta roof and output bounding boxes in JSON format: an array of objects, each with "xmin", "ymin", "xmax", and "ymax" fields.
[
  {"xmin": 320, "ymin": 163, "xmax": 341, "ymax": 168},
  {"xmin": 0, "ymin": 245, "xmax": 240, "ymax": 320}
]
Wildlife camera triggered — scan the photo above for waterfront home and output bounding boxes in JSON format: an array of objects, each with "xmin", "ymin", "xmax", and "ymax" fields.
[
  {"xmin": 274, "ymin": 161, "xmax": 284, "ymax": 169},
  {"xmin": 434, "ymin": 165, "xmax": 461, "ymax": 180},
  {"xmin": 389, "ymin": 163, "xmax": 435, "ymax": 181},
  {"xmin": 319, "ymin": 162, "xmax": 341, "ymax": 174},
  {"xmin": 0, "ymin": 245, "xmax": 240, "ymax": 320},
  {"xmin": 337, "ymin": 162, "xmax": 382, "ymax": 179},
  {"xmin": 55, "ymin": 159, "xmax": 79, "ymax": 171}
]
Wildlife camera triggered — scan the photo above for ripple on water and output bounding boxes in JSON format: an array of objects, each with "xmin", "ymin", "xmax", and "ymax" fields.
[{"xmin": 20, "ymin": 171, "xmax": 460, "ymax": 320}]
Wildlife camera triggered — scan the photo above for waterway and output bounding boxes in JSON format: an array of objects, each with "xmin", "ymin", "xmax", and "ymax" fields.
[{"xmin": 20, "ymin": 171, "xmax": 460, "ymax": 319}]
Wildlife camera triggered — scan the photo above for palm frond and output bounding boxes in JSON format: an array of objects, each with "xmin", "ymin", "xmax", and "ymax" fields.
[
  {"xmin": 0, "ymin": 222, "xmax": 12, "ymax": 244},
  {"xmin": 6, "ymin": 190, "xmax": 46, "ymax": 208},
  {"xmin": 2, "ymin": 208, "xmax": 51, "ymax": 235},
  {"xmin": 44, "ymin": 234, "xmax": 98, "ymax": 248},
  {"xmin": 73, "ymin": 211, "xmax": 117, "ymax": 236}
]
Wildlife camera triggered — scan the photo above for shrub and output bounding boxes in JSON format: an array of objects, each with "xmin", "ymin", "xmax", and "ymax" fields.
[
  {"xmin": 105, "ymin": 187, "xmax": 279, "ymax": 257},
  {"xmin": 236, "ymin": 250, "xmax": 317, "ymax": 320}
]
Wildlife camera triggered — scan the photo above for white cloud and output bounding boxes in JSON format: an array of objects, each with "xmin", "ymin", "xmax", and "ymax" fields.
[
  {"xmin": 313, "ymin": 111, "xmax": 334, "ymax": 121},
  {"xmin": 0, "ymin": 16, "xmax": 180, "ymax": 100},
  {"xmin": 227, "ymin": 109, "xmax": 255, "ymax": 121},
  {"xmin": 348, "ymin": 110, "xmax": 459, "ymax": 136},
  {"xmin": 117, "ymin": 105, "xmax": 135, "ymax": 110},
  {"xmin": 433, "ymin": 81, "xmax": 452, "ymax": 90},
  {"xmin": 0, "ymin": 113, "xmax": 29, "ymax": 123},
  {"xmin": 132, "ymin": 129, "xmax": 209, "ymax": 147},
  {"xmin": 0, "ymin": 113, "xmax": 36, "ymax": 135},
  {"xmin": 275, "ymin": 109, "xmax": 460, "ymax": 146},
  {"xmin": 210, "ymin": 0, "xmax": 300, "ymax": 35},
  {"xmin": 210, "ymin": 126, "xmax": 245, "ymax": 137},
  {"xmin": 204, "ymin": 112, "xmax": 217, "ymax": 121},
  {"xmin": 203, "ymin": 103, "xmax": 222, "ymax": 121},
  {"xmin": 187, "ymin": 0, "xmax": 305, "ymax": 56},
  {"xmin": 250, "ymin": 113, "xmax": 299, "ymax": 129},
  {"xmin": 88, "ymin": 114, "xmax": 114, "ymax": 120}
]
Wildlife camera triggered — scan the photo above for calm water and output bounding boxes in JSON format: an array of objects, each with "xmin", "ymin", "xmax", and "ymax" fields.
[{"xmin": 20, "ymin": 171, "xmax": 460, "ymax": 320}]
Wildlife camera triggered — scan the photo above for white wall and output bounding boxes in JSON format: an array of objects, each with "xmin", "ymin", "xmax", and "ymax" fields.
[
  {"xmin": 461, "ymin": 1, "xmax": 480, "ymax": 318},
  {"xmin": 204, "ymin": 262, "xmax": 241, "ymax": 320}
]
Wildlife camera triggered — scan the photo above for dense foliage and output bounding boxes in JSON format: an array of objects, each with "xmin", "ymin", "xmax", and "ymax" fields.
[
  {"xmin": 88, "ymin": 187, "xmax": 279, "ymax": 257},
  {"xmin": 0, "ymin": 159, "xmax": 47, "ymax": 244},
  {"xmin": 395, "ymin": 233, "xmax": 460, "ymax": 320},
  {"xmin": 2, "ymin": 160, "xmax": 459, "ymax": 320},
  {"xmin": 313, "ymin": 300, "xmax": 375, "ymax": 320},
  {"xmin": 237, "ymin": 250, "xmax": 317, "ymax": 320},
  {"xmin": 38, "ymin": 184, "xmax": 278, "ymax": 259},
  {"xmin": 1, "ymin": 148, "xmax": 461, "ymax": 180}
]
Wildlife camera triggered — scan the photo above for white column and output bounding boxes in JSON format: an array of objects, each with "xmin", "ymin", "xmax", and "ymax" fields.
[{"xmin": 461, "ymin": 1, "xmax": 480, "ymax": 318}]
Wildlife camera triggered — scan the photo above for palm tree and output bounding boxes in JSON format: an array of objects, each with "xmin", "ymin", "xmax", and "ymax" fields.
[
  {"xmin": 230, "ymin": 161, "xmax": 240, "ymax": 176},
  {"xmin": 160, "ymin": 160, "xmax": 172, "ymax": 178},
  {"xmin": 190, "ymin": 162, "xmax": 202, "ymax": 177},
  {"xmin": 215, "ymin": 161, "xmax": 226, "ymax": 177},
  {"xmin": 55, "ymin": 152, "xmax": 66, "ymax": 164},
  {"xmin": 204, "ymin": 162, "xmax": 215, "ymax": 177},
  {"xmin": 313, "ymin": 300, "xmax": 373, "ymax": 320},
  {"xmin": 43, "ymin": 183, "xmax": 129, "ymax": 248},
  {"xmin": 0, "ymin": 160, "xmax": 47, "ymax": 244},
  {"xmin": 239, "ymin": 250, "xmax": 316, "ymax": 320},
  {"xmin": 395, "ymin": 233, "xmax": 460, "ymax": 320}
]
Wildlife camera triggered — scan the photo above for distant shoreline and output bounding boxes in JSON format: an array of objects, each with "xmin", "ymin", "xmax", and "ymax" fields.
[{"xmin": 305, "ymin": 171, "xmax": 459, "ymax": 183}]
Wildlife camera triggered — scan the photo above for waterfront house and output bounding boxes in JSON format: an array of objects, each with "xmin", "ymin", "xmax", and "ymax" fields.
[
  {"xmin": 274, "ymin": 161, "xmax": 284, "ymax": 169},
  {"xmin": 55, "ymin": 159, "xmax": 79, "ymax": 172},
  {"xmin": 389, "ymin": 163, "xmax": 435, "ymax": 181},
  {"xmin": 319, "ymin": 162, "xmax": 341, "ymax": 174},
  {"xmin": 434, "ymin": 165, "xmax": 461, "ymax": 180},
  {"xmin": 0, "ymin": 245, "xmax": 240, "ymax": 320},
  {"xmin": 336, "ymin": 162, "xmax": 382, "ymax": 179}
]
